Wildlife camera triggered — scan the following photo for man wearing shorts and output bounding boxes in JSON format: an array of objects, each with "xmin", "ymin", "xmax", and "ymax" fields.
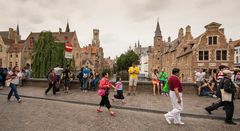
[{"xmin": 128, "ymin": 63, "xmax": 140, "ymax": 96}]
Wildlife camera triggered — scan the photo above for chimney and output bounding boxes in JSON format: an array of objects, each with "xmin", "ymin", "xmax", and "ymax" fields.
[
  {"xmin": 178, "ymin": 28, "xmax": 184, "ymax": 39},
  {"xmin": 59, "ymin": 28, "xmax": 62, "ymax": 33},
  {"xmin": 168, "ymin": 36, "xmax": 171, "ymax": 42},
  {"xmin": 185, "ymin": 25, "xmax": 193, "ymax": 41},
  {"xmin": 219, "ymin": 28, "xmax": 224, "ymax": 34},
  {"xmin": 229, "ymin": 38, "xmax": 233, "ymax": 43},
  {"xmin": 8, "ymin": 28, "xmax": 14, "ymax": 40}
]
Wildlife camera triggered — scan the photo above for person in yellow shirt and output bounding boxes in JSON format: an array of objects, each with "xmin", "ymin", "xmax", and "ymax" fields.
[{"xmin": 128, "ymin": 63, "xmax": 140, "ymax": 96}]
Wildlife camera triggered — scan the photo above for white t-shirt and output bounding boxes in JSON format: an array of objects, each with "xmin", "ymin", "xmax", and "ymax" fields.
[
  {"xmin": 195, "ymin": 72, "xmax": 206, "ymax": 82},
  {"xmin": 8, "ymin": 71, "xmax": 20, "ymax": 85},
  {"xmin": 54, "ymin": 67, "xmax": 63, "ymax": 76}
]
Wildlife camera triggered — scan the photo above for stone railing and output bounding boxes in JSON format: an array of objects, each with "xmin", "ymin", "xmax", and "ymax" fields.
[{"xmin": 23, "ymin": 78, "xmax": 197, "ymax": 94}]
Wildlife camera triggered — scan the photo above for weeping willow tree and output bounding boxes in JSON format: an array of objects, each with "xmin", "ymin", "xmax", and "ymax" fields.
[{"xmin": 31, "ymin": 31, "xmax": 75, "ymax": 78}]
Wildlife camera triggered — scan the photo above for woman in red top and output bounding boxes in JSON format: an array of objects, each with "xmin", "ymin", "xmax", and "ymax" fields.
[{"xmin": 97, "ymin": 72, "xmax": 116, "ymax": 116}]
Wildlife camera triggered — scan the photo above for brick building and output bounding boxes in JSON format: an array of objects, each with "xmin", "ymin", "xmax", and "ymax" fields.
[
  {"xmin": 148, "ymin": 21, "xmax": 235, "ymax": 82},
  {"xmin": 232, "ymin": 39, "xmax": 240, "ymax": 67},
  {"xmin": 22, "ymin": 22, "xmax": 82, "ymax": 70}
]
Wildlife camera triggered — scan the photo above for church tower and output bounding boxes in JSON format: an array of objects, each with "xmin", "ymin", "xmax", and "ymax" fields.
[{"xmin": 154, "ymin": 20, "xmax": 164, "ymax": 53}]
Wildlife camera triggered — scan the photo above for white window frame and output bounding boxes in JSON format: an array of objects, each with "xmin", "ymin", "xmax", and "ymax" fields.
[
  {"xmin": 215, "ymin": 49, "xmax": 227, "ymax": 61},
  {"xmin": 208, "ymin": 36, "xmax": 218, "ymax": 45},
  {"xmin": 198, "ymin": 50, "xmax": 209, "ymax": 61}
]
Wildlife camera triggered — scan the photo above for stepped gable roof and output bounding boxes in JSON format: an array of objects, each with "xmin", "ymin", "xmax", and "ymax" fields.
[
  {"xmin": 1, "ymin": 37, "xmax": 14, "ymax": 45},
  {"xmin": 81, "ymin": 45, "xmax": 98, "ymax": 54},
  {"xmin": 169, "ymin": 38, "xmax": 180, "ymax": 52},
  {"xmin": 0, "ymin": 31, "xmax": 9, "ymax": 38},
  {"xmin": 176, "ymin": 33, "xmax": 204, "ymax": 58},
  {"xmin": 231, "ymin": 39, "xmax": 240, "ymax": 47}
]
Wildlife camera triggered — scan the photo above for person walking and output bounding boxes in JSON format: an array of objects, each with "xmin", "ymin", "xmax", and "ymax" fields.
[
  {"xmin": 97, "ymin": 72, "xmax": 116, "ymax": 116},
  {"xmin": 128, "ymin": 63, "xmax": 140, "ymax": 96},
  {"xmin": 54, "ymin": 65, "xmax": 63, "ymax": 88},
  {"xmin": 63, "ymin": 65, "xmax": 71, "ymax": 93},
  {"xmin": 204, "ymin": 65, "xmax": 229, "ymax": 114},
  {"xmin": 45, "ymin": 68, "xmax": 57, "ymax": 95},
  {"xmin": 221, "ymin": 70, "xmax": 237, "ymax": 125},
  {"xmin": 7, "ymin": 66, "xmax": 22, "ymax": 103},
  {"xmin": 164, "ymin": 68, "xmax": 184, "ymax": 125},
  {"xmin": 112, "ymin": 76, "xmax": 125, "ymax": 104}
]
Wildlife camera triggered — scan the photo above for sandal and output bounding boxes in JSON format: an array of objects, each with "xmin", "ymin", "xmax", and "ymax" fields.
[
  {"xmin": 110, "ymin": 112, "xmax": 116, "ymax": 116},
  {"xmin": 97, "ymin": 109, "xmax": 103, "ymax": 113}
]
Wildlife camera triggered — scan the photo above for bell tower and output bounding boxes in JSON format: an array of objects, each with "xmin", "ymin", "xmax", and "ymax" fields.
[{"xmin": 92, "ymin": 29, "xmax": 100, "ymax": 47}]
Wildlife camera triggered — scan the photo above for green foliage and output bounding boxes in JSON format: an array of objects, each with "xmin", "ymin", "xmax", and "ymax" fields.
[
  {"xmin": 116, "ymin": 50, "xmax": 139, "ymax": 71},
  {"xmin": 31, "ymin": 31, "xmax": 75, "ymax": 78}
]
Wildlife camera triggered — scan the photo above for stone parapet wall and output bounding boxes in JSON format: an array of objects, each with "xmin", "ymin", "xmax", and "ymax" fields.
[{"xmin": 23, "ymin": 79, "xmax": 197, "ymax": 94}]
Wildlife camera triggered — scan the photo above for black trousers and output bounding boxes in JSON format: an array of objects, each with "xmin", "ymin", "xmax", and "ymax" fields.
[
  {"xmin": 99, "ymin": 93, "xmax": 111, "ymax": 109},
  {"xmin": 205, "ymin": 100, "xmax": 224, "ymax": 112},
  {"xmin": 45, "ymin": 82, "xmax": 56, "ymax": 95},
  {"xmin": 224, "ymin": 101, "xmax": 234, "ymax": 122}
]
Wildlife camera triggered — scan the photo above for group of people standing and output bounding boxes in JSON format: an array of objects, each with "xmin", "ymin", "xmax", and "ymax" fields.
[
  {"xmin": 77, "ymin": 66, "xmax": 100, "ymax": 92},
  {"xmin": 151, "ymin": 68, "xmax": 169, "ymax": 96}
]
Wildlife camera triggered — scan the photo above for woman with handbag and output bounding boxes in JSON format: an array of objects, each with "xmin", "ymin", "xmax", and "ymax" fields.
[
  {"xmin": 97, "ymin": 72, "xmax": 116, "ymax": 116},
  {"xmin": 6, "ymin": 66, "xmax": 22, "ymax": 103},
  {"xmin": 221, "ymin": 70, "xmax": 237, "ymax": 125}
]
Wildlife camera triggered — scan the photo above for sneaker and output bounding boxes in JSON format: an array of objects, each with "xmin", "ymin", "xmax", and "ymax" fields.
[
  {"xmin": 205, "ymin": 107, "xmax": 211, "ymax": 114},
  {"xmin": 174, "ymin": 122, "xmax": 184, "ymax": 125},
  {"xmin": 212, "ymin": 95, "xmax": 217, "ymax": 98},
  {"xmin": 17, "ymin": 99, "xmax": 22, "ymax": 103},
  {"xmin": 225, "ymin": 121, "xmax": 237, "ymax": 125},
  {"xmin": 164, "ymin": 114, "xmax": 171, "ymax": 124}
]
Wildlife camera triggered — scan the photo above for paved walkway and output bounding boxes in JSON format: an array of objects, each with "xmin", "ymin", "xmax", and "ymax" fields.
[
  {"xmin": 0, "ymin": 86, "xmax": 239, "ymax": 120},
  {"xmin": 1, "ymin": 96, "xmax": 239, "ymax": 131}
]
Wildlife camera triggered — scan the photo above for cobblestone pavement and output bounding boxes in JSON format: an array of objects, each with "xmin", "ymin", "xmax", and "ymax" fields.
[
  {"xmin": 0, "ymin": 86, "xmax": 240, "ymax": 120},
  {"xmin": 0, "ymin": 96, "xmax": 239, "ymax": 131}
]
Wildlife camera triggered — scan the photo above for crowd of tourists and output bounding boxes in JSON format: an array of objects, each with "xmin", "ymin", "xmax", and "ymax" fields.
[{"xmin": 1, "ymin": 62, "xmax": 238, "ymax": 125}]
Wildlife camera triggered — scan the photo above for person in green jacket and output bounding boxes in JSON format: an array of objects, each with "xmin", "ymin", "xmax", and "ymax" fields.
[{"xmin": 159, "ymin": 68, "xmax": 168, "ymax": 95}]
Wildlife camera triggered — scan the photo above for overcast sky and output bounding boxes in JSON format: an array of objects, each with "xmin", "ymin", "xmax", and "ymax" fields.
[{"xmin": 0, "ymin": 0, "xmax": 240, "ymax": 58}]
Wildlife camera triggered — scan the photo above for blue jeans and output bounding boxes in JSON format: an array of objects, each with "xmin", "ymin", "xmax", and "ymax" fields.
[
  {"xmin": 82, "ymin": 78, "xmax": 88, "ymax": 90},
  {"xmin": 8, "ymin": 83, "xmax": 20, "ymax": 100},
  {"xmin": 92, "ymin": 78, "xmax": 99, "ymax": 90}
]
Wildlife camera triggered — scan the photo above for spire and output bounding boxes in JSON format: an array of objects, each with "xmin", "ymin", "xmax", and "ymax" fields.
[
  {"xmin": 16, "ymin": 24, "xmax": 20, "ymax": 35},
  {"xmin": 155, "ymin": 19, "xmax": 162, "ymax": 37},
  {"xmin": 65, "ymin": 20, "xmax": 70, "ymax": 32}
]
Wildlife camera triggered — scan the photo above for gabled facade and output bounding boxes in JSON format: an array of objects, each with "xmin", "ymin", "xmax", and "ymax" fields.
[
  {"xmin": 22, "ymin": 24, "xmax": 82, "ymax": 70},
  {"xmin": 148, "ymin": 22, "xmax": 235, "ymax": 82}
]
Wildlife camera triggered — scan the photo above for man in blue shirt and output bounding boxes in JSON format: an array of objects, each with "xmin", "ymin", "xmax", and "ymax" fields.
[{"xmin": 82, "ymin": 66, "xmax": 90, "ymax": 92}]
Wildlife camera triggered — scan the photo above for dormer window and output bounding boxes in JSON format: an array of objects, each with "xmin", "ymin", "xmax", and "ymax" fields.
[{"xmin": 208, "ymin": 36, "xmax": 217, "ymax": 45}]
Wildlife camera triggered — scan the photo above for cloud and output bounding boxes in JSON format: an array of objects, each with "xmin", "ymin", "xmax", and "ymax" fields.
[{"xmin": 124, "ymin": 0, "xmax": 172, "ymax": 21}]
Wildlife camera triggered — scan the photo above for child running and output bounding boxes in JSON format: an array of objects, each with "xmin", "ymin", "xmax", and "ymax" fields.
[
  {"xmin": 112, "ymin": 76, "xmax": 126, "ymax": 104},
  {"xmin": 97, "ymin": 72, "xmax": 116, "ymax": 116}
]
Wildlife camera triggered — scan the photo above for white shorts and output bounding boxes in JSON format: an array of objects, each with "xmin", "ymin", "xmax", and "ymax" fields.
[{"xmin": 129, "ymin": 78, "xmax": 138, "ymax": 86}]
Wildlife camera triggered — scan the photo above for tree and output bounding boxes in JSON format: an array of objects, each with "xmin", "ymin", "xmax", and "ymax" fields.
[
  {"xmin": 31, "ymin": 31, "xmax": 75, "ymax": 78},
  {"xmin": 116, "ymin": 50, "xmax": 139, "ymax": 71}
]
